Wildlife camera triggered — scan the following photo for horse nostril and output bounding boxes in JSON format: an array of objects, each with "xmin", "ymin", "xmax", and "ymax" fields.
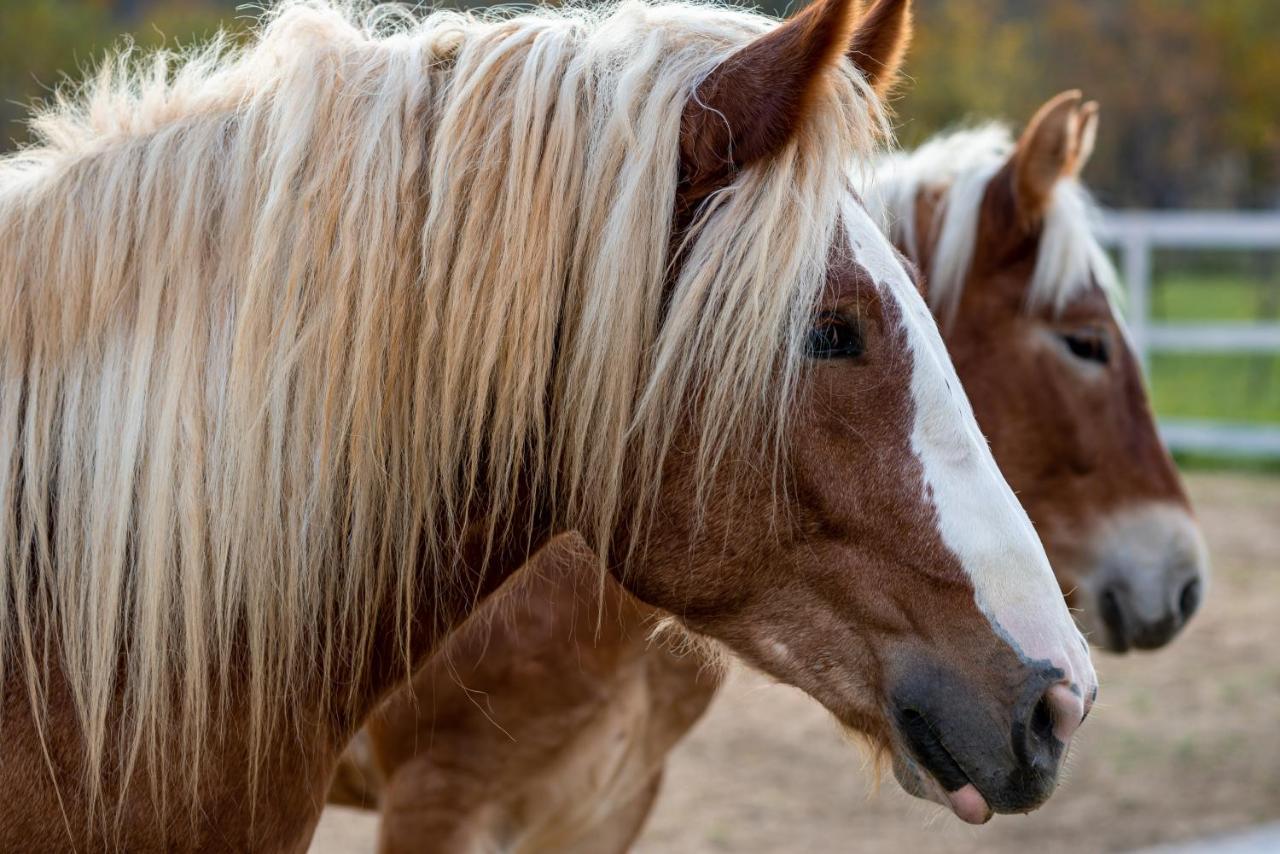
[
  {"xmin": 1179, "ymin": 577, "xmax": 1202, "ymax": 622},
  {"xmin": 1016, "ymin": 681, "xmax": 1084, "ymax": 754},
  {"xmin": 1099, "ymin": 586, "xmax": 1127, "ymax": 650},
  {"xmin": 1030, "ymin": 695, "xmax": 1055, "ymax": 745}
]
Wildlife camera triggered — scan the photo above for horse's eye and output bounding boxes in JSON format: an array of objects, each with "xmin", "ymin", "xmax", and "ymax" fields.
[
  {"xmin": 806, "ymin": 312, "xmax": 864, "ymax": 359},
  {"xmin": 1059, "ymin": 328, "xmax": 1110, "ymax": 365}
]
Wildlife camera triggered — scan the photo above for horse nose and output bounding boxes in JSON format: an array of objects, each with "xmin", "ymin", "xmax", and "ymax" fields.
[
  {"xmin": 1084, "ymin": 504, "xmax": 1208, "ymax": 654},
  {"xmin": 1099, "ymin": 575, "xmax": 1200, "ymax": 652},
  {"xmin": 892, "ymin": 663, "xmax": 1092, "ymax": 817}
]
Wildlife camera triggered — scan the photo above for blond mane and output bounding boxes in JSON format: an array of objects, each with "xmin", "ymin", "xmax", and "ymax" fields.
[
  {"xmin": 863, "ymin": 125, "xmax": 1118, "ymax": 328},
  {"xmin": 0, "ymin": 0, "xmax": 886, "ymax": 817}
]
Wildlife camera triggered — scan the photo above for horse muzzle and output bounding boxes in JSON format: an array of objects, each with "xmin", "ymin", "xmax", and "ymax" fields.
[{"xmin": 887, "ymin": 656, "xmax": 1089, "ymax": 823}]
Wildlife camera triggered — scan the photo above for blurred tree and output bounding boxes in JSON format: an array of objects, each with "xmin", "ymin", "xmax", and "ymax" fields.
[
  {"xmin": 896, "ymin": 0, "xmax": 1279, "ymax": 209},
  {"xmin": 0, "ymin": 0, "xmax": 242, "ymax": 149},
  {"xmin": 892, "ymin": 0, "xmax": 1039, "ymax": 146},
  {"xmin": 0, "ymin": 1, "xmax": 110, "ymax": 146},
  {"xmin": 1202, "ymin": 1, "xmax": 1280, "ymax": 207},
  {"xmin": 0, "ymin": 0, "xmax": 1276, "ymax": 208}
]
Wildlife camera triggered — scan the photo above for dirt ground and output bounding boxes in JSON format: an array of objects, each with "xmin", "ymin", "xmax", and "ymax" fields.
[{"xmin": 311, "ymin": 471, "xmax": 1280, "ymax": 853}]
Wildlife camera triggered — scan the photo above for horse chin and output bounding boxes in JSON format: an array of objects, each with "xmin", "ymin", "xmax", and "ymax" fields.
[{"xmin": 891, "ymin": 751, "xmax": 994, "ymax": 825}]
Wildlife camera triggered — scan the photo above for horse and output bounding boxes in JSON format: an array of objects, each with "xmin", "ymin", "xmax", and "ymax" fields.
[
  {"xmin": 328, "ymin": 90, "xmax": 1206, "ymax": 852},
  {"xmin": 0, "ymin": 0, "xmax": 1094, "ymax": 849},
  {"xmin": 868, "ymin": 93, "xmax": 1208, "ymax": 652}
]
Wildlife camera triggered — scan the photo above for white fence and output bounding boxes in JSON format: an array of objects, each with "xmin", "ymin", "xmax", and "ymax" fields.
[{"xmin": 1099, "ymin": 210, "xmax": 1280, "ymax": 459}]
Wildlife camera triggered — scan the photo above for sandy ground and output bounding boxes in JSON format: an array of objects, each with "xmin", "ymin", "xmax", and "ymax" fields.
[{"xmin": 311, "ymin": 472, "xmax": 1280, "ymax": 853}]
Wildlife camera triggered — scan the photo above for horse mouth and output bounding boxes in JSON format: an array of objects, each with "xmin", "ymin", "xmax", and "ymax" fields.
[{"xmin": 893, "ymin": 708, "xmax": 994, "ymax": 825}]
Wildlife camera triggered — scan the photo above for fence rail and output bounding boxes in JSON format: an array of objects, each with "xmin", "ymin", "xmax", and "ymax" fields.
[{"xmin": 1099, "ymin": 210, "xmax": 1280, "ymax": 459}]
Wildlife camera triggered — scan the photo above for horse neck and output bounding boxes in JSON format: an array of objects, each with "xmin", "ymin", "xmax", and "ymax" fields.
[{"xmin": 352, "ymin": 496, "xmax": 559, "ymax": 725}]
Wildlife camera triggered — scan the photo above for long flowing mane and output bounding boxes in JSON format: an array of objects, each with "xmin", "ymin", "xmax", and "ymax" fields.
[
  {"xmin": 863, "ymin": 125, "xmax": 1118, "ymax": 327},
  {"xmin": 0, "ymin": 0, "xmax": 885, "ymax": 812}
]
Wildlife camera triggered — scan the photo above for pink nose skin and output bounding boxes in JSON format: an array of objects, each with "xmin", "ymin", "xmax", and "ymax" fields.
[{"xmin": 1045, "ymin": 683, "xmax": 1086, "ymax": 746}]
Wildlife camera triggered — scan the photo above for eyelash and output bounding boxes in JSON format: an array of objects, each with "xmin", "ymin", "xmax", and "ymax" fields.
[
  {"xmin": 806, "ymin": 312, "xmax": 864, "ymax": 360},
  {"xmin": 1059, "ymin": 330, "xmax": 1109, "ymax": 364}
]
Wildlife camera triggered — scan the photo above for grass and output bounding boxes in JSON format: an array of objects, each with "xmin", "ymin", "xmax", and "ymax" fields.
[
  {"xmin": 1118, "ymin": 263, "xmax": 1280, "ymax": 472},
  {"xmin": 1129, "ymin": 267, "xmax": 1280, "ymax": 425},
  {"xmin": 1173, "ymin": 451, "xmax": 1280, "ymax": 475},
  {"xmin": 1150, "ymin": 270, "xmax": 1279, "ymax": 322},
  {"xmin": 1148, "ymin": 352, "xmax": 1280, "ymax": 425}
]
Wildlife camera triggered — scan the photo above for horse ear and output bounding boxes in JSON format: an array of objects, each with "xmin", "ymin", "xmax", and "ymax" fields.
[
  {"xmin": 679, "ymin": 0, "xmax": 864, "ymax": 197},
  {"xmin": 848, "ymin": 0, "xmax": 913, "ymax": 97},
  {"xmin": 1011, "ymin": 90, "xmax": 1087, "ymax": 227},
  {"xmin": 1074, "ymin": 100, "xmax": 1100, "ymax": 175}
]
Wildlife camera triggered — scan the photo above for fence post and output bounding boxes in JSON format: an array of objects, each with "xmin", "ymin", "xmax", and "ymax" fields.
[{"xmin": 1122, "ymin": 230, "xmax": 1152, "ymax": 375}]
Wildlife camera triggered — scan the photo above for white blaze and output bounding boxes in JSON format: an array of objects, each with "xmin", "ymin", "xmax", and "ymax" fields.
[{"xmin": 842, "ymin": 199, "xmax": 1096, "ymax": 694}]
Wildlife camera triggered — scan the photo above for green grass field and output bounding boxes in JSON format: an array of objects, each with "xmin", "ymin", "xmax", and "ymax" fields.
[
  {"xmin": 1150, "ymin": 271, "xmax": 1279, "ymax": 323},
  {"xmin": 1124, "ymin": 266, "xmax": 1280, "ymax": 471},
  {"xmin": 1138, "ymin": 271, "xmax": 1280, "ymax": 426},
  {"xmin": 1149, "ymin": 352, "xmax": 1280, "ymax": 426}
]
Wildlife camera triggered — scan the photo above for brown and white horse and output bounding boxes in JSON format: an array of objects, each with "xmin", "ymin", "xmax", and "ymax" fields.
[
  {"xmin": 869, "ymin": 92, "xmax": 1208, "ymax": 652},
  {"xmin": 330, "ymin": 91, "xmax": 1207, "ymax": 852},
  {"xmin": 0, "ymin": 0, "xmax": 1092, "ymax": 849}
]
